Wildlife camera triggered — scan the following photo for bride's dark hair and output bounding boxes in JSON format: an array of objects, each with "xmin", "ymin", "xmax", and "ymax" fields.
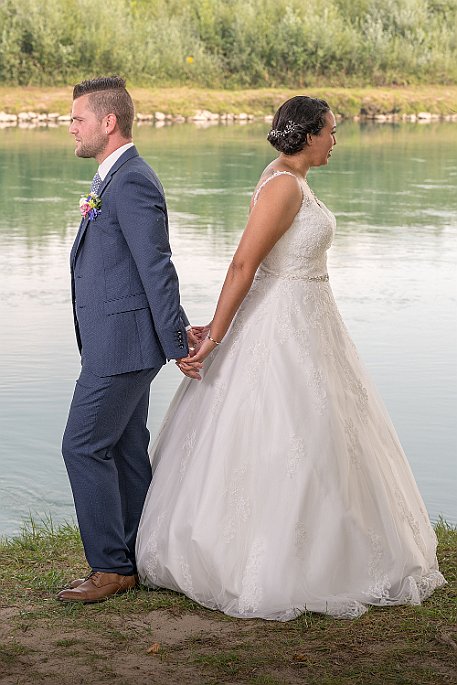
[{"xmin": 267, "ymin": 96, "xmax": 330, "ymax": 155}]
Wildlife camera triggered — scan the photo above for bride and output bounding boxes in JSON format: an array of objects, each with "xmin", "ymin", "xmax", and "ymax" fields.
[{"xmin": 135, "ymin": 96, "xmax": 446, "ymax": 620}]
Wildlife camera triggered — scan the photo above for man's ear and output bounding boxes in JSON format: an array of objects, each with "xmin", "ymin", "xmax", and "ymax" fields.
[{"xmin": 104, "ymin": 113, "xmax": 117, "ymax": 134}]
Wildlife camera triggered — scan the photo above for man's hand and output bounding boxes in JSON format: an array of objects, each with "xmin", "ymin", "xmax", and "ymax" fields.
[
  {"xmin": 186, "ymin": 328, "xmax": 199, "ymax": 357},
  {"xmin": 177, "ymin": 337, "xmax": 219, "ymax": 380},
  {"xmin": 175, "ymin": 357, "xmax": 203, "ymax": 379}
]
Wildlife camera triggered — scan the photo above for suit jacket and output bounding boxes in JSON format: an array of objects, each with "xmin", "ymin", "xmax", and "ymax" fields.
[{"xmin": 70, "ymin": 145, "xmax": 189, "ymax": 377}]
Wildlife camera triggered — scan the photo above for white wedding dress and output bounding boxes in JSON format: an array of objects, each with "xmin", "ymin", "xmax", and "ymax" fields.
[{"xmin": 136, "ymin": 171, "xmax": 446, "ymax": 620}]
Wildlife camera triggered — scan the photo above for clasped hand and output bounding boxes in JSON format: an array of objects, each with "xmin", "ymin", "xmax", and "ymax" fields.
[{"xmin": 175, "ymin": 325, "xmax": 215, "ymax": 380}]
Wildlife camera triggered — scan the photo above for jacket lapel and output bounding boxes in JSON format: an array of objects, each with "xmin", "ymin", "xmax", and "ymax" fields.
[
  {"xmin": 71, "ymin": 216, "xmax": 90, "ymax": 267},
  {"xmin": 97, "ymin": 144, "xmax": 139, "ymax": 197},
  {"xmin": 71, "ymin": 145, "xmax": 139, "ymax": 266}
]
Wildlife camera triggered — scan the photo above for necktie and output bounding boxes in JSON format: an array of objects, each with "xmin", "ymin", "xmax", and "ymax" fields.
[{"xmin": 90, "ymin": 171, "xmax": 102, "ymax": 195}]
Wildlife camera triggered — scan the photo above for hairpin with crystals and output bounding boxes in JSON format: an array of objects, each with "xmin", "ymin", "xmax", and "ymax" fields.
[{"xmin": 269, "ymin": 120, "xmax": 298, "ymax": 139}]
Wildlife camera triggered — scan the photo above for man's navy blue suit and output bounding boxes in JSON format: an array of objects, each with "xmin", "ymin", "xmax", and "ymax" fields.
[{"xmin": 63, "ymin": 145, "xmax": 188, "ymax": 575}]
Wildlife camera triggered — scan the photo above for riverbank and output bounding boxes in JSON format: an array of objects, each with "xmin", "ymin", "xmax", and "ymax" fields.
[
  {"xmin": 0, "ymin": 519, "xmax": 455, "ymax": 684},
  {"xmin": 1, "ymin": 86, "xmax": 457, "ymax": 127}
]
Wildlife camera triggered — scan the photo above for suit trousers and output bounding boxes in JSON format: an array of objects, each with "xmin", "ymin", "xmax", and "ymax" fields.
[{"xmin": 62, "ymin": 365, "xmax": 161, "ymax": 574}]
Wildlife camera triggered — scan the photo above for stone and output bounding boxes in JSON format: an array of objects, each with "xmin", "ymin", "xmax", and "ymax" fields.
[
  {"xmin": 191, "ymin": 109, "xmax": 219, "ymax": 121},
  {"xmin": 154, "ymin": 111, "xmax": 166, "ymax": 121},
  {"xmin": 0, "ymin": 112, "xmax": 17, "ymax": 122}
]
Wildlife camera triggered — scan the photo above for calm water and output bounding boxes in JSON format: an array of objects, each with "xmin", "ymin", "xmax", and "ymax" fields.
[{"xmin": 0, "ymin": 122, "xmax": 456, "ymax": 537}]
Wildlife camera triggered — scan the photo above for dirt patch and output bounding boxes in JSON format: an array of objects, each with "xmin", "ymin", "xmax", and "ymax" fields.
[
  {"xmin": 2, "ymin": 601, "xmax": 456, "ymax": 685},
  {"xmin": 1, "ymin": 607, "xmax": 258, "ymax": 685}
]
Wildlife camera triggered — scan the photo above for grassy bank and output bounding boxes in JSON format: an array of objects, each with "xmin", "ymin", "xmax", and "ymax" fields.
[
  {"xmin": 1, "ymin": 85, "xmax": 457, "ymax": 120},
  {"xmin": 0, "ymin": 518, "xmax": 456, "ymax": 684}
]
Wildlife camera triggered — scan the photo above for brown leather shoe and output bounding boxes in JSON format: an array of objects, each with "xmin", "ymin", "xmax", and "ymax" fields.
[
  {"xmin": 57, "ymin": 572, "xmax": 138, "ymax": 603},
  {"xmin": 62, "ymin": 576, "xmax": 86, "ymax": 589}
]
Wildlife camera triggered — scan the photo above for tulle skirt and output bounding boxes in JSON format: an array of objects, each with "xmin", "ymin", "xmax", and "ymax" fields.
[{"xmin": 136, "ymin": 275, "xmax": 445, "ymax": 619}]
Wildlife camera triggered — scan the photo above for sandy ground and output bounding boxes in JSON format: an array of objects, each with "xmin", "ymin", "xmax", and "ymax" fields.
[{"xmin": 0, "ymin": 606, "xmax": 290, "ymax": 684}]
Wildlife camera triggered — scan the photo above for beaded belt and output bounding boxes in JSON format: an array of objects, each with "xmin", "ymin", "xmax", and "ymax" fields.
[{"xmin": 257, "ymin": 271, "xmax": 329, "ymax": 282}]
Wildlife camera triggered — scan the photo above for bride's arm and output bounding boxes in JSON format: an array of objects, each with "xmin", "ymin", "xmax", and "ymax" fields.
[{"xmin": 180, "ymin": 174, "xmax": 302, "ymax": 376}]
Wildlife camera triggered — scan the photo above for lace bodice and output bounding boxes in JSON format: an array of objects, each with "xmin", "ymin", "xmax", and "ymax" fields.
[{"xmin": 253, "ymin": 171, "xmax": 336, "ymax": 280}]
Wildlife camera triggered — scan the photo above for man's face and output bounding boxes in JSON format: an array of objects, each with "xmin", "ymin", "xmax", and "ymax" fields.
[{"xmin": 69, "ymin": 95, "xmax": 108, "ymax": 159}]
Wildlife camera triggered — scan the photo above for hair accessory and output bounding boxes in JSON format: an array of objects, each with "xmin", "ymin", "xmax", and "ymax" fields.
[{"xmin": 269, "ymin": 120, "xmax": 298, "ymax": 139}]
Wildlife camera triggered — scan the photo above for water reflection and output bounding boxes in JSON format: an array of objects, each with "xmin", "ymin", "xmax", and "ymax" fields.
[{"xmin": 0, "ymin": 121, "xmax": 456, "ymax": 536}]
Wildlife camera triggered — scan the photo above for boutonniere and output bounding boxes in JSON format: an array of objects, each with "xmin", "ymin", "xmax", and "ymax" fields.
[{"xmin": 79, "ymin": 192, "xmax": 102, "ymax": 221}]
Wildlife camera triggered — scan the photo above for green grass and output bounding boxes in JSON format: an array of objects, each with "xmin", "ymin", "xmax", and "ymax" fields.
[
  {"xmin": 0, "ymin": 517, "xmax": 456, "ymax": 684},
  {"xmin": 1, "ymin": 85, "xmax": 457, "ymax": 119}
]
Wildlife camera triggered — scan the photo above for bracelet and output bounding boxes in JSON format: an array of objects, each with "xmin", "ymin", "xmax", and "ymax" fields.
[{"xmin": 208, "ymin": 335, "xmax": 222, "ymax": 345}]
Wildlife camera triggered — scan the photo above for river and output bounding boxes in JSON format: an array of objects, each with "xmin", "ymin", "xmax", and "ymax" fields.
[{"xmin": 0, "ymin": 120, "xmax": 456, "ymax": 536}]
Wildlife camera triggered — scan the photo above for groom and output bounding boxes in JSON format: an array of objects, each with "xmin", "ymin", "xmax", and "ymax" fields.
[{"xmin": 58, "ymin": 76, "xmax": 198, "ymax": 603}]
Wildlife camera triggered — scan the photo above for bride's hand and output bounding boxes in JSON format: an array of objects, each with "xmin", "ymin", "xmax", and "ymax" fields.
[{"xmin": 180, "ymin": 337, "xmax": 219, "ymax": 380}]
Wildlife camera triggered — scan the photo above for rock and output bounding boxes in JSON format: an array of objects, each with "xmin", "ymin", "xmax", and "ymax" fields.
[
  {"xmin": 236, "ymin": 112, "xmax": 248, "ymax": 120},
  {"xmin": 417, "ymin": 112, "xmax": 432, "ymax": 120},
  {"xmin": 264, "ymin": 115, "xmax": 274, "ymax": 123},
  {"xmin": 172, "ymin": 115, "xmax": 186, "ymax": 123},
  {"xmin": 154, "ymin": 111, "xmax": 166, "ymax": 121},
  {"xmin": 137, "ymin": 113, "xmax": 154, "ymax": 121},
  {"xmin": 58, "ymin": 114, "xmax": 71, "ymax": 122},
  {"xmin": 191, "ymin": 109, "xmax": 219, "ymax": 121},
  {"xmin": 0, "ymin": 112, "xmax": 17, "ymax": 122},
  {"xmin": 47, "ymin": 112, "xmax": 60, "ymax": 120}
]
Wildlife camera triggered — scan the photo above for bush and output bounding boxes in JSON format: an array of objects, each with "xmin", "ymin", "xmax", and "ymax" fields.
[{"xmin": 0, "ymin": 0, "xmax": 455, "ymax": 87}]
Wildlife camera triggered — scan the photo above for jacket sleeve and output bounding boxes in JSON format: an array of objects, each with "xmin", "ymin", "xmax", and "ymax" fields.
[
  {"xmin": 115, "ymin": 170, "xmax": 188, "ymax": 360},
  {"xmin": 180, "ymin": 305, "xmax": 190, "ymax": 328}
]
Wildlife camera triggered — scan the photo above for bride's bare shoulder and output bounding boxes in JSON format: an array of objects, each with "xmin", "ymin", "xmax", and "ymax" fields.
[{"xmin": 250, "ymin": 167, "xmax": 302, "ymax": 211}]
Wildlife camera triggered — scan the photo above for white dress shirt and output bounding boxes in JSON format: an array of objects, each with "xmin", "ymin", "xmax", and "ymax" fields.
[{"xmin": 98, "ymin": 142, "xmax": 135, "ymax": 181}]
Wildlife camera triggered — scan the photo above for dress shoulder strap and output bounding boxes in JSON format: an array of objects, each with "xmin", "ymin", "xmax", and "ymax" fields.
[{"xmin": 252, "ymin": 170, "xmax": 302, "ymax": 207}]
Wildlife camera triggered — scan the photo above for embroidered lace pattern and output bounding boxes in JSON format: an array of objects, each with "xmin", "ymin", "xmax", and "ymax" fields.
[{"xmin": 238, "ymin": 540, "xmax": 266, "ymax": 614}]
